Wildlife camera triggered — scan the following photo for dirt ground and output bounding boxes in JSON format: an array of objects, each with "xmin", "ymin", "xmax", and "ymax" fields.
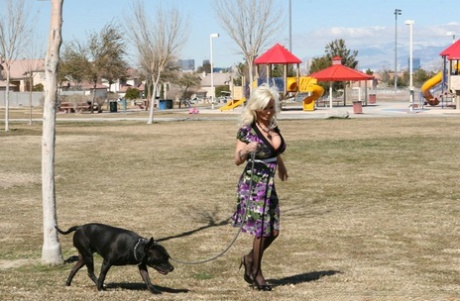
[{"xmin": 1, "ymin": 118, "xmax": 460, "ymax": 301}]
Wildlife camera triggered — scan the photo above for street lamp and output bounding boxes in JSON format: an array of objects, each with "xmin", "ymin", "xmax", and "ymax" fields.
[
  {"xmin": 394, "ymin": 9, "xmax": 402, "ymax": 94},
  {"xmin": 210, "ymin": 33, "xmax": 219, "ymax": 109},
  {"xmin": 447, "ymin": 31, "xmax": 456, "ymax": 44},
  {"xmin": 405, "ymin": 20, "xmax": 415, "ymax": 112}
]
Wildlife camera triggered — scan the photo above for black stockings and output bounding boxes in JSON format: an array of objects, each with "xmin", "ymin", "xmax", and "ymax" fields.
[{"xmin": 244, "ymin": 231, "xmax": 278, "ymax": 285}]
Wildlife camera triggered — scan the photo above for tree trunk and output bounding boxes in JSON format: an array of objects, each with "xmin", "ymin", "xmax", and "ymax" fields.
[
  {"xmin": 147, "ymin": 72, "xmax": 161, "ymax": 124},
  {"xmin": 41, "ymin": 0, "xmax": 64, "ymax": 266},
  {"xmin": 4, "ymin": 70, "xmax": 10, "ymax": 132}
]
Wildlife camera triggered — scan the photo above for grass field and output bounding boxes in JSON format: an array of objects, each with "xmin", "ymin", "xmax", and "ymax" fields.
[{"xmin": 1, "ymin": 116, "xmax": 460, "ymax": 300}]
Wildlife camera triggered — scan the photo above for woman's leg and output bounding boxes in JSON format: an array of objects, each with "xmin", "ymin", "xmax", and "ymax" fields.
[{"xmin": 248, "ymin": 230, "xmax": 279, "ymax": 284}]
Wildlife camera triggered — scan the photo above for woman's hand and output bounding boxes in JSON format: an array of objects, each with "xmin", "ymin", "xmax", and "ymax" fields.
[
  {"xmin": 245, "ymin": 141, "xmax": 259, "ymax": 153},
  {"xmin": 234, "ymin": 141, "xmax": 259, "ymax": 165},
  {"xmin": 277, "ymin": 156, "xmax": 288, "ymax": 181}
]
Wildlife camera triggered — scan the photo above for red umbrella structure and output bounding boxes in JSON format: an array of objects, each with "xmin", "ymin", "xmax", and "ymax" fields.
[
  {"xmin": 309, "ymin": 56, "xmax": 374, "ymax": 107},
  {"xmin": 254, "ymin": 43, "xmax": 301, "ymax": 95},
  {"xmin": 440, "ymin": 39, "xmax": 460, "ymax": 59},
  {"xmin": 254, "ymin": 43, "xmax": 302, "ymax": 65}
]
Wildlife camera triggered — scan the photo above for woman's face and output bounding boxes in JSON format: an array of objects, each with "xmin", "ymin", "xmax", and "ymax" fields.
[{"xmin": 256, "ymin": 99, "xmax": 275, "ymax": 123}]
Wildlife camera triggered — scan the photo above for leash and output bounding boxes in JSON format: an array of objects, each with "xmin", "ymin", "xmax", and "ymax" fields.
[{"xmin": 169, "ymin": 151, "xmax": 256, "ymax": 265}]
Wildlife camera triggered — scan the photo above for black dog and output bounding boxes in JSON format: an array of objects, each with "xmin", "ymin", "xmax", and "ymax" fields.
[{"xmin": 56, "ymin": 223, "xmax": 174, "ymax": 294}]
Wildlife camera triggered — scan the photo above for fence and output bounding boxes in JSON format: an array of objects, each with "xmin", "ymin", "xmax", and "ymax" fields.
[{"xmin": 0, "ymin": 91, "xmax": 44, "ymax": 108}]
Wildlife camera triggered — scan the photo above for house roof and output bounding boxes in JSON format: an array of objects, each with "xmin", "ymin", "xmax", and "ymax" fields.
[
  {"xmin": 200, "ymin": 72, "xmax": 231, "ymax": 86},
  {"xmin": 440, "ymin": 39, "xmax": 460, "ymax": 60},
  {"xmin": 3, "ymin": 59, "xmax": 45, "ymax": 79},
  {"xmin": 254, "ymin": 43, "xmax": 302, "ymax": 65},
  {"xmin": 309, "ymin": 56, "xmax": 374, "ymax": 81}
]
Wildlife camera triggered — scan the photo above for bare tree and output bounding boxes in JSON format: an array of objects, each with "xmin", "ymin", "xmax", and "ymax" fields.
[
  {"xmin": 212, "ymin": 0, "xmax": 283, "ymax": 93},
  {"xmin": 126, "ymin": 0, "xmax": 187, "ymax": 124},
  {"xmin": 0, "ymin": 0, "xmax": 33, "ymax": 132},
  {"xmin": 41, "ymin": 0, "xmax": 64, "ymax": 265}
]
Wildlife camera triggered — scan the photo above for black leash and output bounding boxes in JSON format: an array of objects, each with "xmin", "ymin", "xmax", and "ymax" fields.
[{"xmin": 169, "ymin": 151, "xmax": 256, "ymax": 265}]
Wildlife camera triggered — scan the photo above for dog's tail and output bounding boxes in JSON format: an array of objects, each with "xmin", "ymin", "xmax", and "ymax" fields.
[{"xmin": 55, "ymin": 225, "xmax": 79, "ymax": 235}]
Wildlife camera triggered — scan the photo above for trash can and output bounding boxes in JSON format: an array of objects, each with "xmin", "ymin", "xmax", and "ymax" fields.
[
  {"xmin": 121, "ymin": 98, "xmax": 127, "ymax": 111},
  {"xmin": 109, "ymin": 101, "xmax": 117, "ymax": 113},
  {"xmin": 353, "ymin": 101, "xmax": 363, "ymax": 114},
  {"xmin": 369, "ymin": 94, "xmax": 376, "ymax": 104},
  {"xmin": 158, "ymin": 100, "xmax": 166, "ymax": 110},
  {"xmin": 159, "ymin": 99, "xmax": 173, "ymax": 110}
]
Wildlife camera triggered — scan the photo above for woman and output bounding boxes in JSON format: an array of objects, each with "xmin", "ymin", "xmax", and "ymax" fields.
[{"xmin": 232, "ymin": 84, "xmax": 288, "ymax": 291}]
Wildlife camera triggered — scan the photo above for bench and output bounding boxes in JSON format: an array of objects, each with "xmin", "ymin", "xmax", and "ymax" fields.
[
  {"xmin": 58, "ymin": 102, "xmax": 90, "ymax": 113},
  {"xmin": 134, "ymin": 100, "xmax": 149, "ymax": 110},
  {"xmin": 316, "ymin": 98, "xmax": 344, "ymax": 107}
]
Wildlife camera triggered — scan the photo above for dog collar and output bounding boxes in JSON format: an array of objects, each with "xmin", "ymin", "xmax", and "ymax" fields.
[{"xmin": 133, "ymin": 238, "xmax": 144, "ymax": 262}]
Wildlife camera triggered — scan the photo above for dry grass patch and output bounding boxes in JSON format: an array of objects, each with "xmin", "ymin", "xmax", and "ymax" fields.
[{"xmin": 1, "ymin": 118, "xmax": 460, "ymax": 300}]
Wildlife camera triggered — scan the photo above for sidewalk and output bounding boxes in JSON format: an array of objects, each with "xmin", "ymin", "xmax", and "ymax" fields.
[{"xmin": 199, "ymin": 100, "xmax": 460, "ymax": 120}]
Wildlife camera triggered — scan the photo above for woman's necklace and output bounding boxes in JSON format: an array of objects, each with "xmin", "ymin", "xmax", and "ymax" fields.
[{"xmin": 257, "ymin": 122, "xmax": 272, "ymax": 140}]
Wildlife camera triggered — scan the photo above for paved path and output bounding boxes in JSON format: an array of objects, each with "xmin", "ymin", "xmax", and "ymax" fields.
[
  {"xmin": 8, "ymin": 101, "xmax": 460, "ymax": 123},
  {"xmin": 199, "ymin": 101, "xmax": 460, "ymax": 120}
]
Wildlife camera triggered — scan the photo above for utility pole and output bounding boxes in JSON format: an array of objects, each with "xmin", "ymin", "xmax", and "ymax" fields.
[{"xmin": 394, "ymin": 9, "xmax": 402, "ymax": 94}]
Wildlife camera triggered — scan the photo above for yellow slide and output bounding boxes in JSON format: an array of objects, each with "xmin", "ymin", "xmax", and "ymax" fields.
[
  {"xmin": 219, "ymin": 97, "xmax": 246, "ymax": 111},
  {"xmin": 288, "ymin": 77, "xmax": 324, "ymax": 111},
  {"xmin": 421, "ymin": 72, "xmax": 442, "ymax": 106},
  {"xmin": 302, "ymin": 85, "xmax": 324, "ymax": 111}
]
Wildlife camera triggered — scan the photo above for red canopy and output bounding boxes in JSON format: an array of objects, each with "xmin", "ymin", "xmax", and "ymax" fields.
[
  {"xmin": 254, "ymin": 43, "xmax": 302, "ymax": 65},
  {"xmin": 440, "ymin": 39, "xmax": 460, "ymax": 60},
  {"xmin": 310, "ymin": 56, "xmax": 374, "ymax": 81}
]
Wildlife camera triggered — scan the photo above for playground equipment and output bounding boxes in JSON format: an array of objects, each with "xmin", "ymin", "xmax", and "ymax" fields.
[
  {"xmin": 287, "ymin": 77, "xmax": 324, "ymax": 110},
  {"xmin": 219, "ymin": 86, "xmax": 246, "ymax": 111},
  {"xmin": 421, "ymin": 39, "xmax": 460, "ymax": 109},
  {"xmin": 421, "ymin": 72, "xmax": 443, "ymax": 106},
  {"xmin": 220, "ymin": 77, "xmax": 324, "ymax": 111}
]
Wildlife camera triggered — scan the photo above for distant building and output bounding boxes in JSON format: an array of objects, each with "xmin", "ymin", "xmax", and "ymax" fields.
[
  {"xmin": 407, "ymin": 57, "xmax": 421, "ymax": 71},
  {"xmin": 177, "ymin": 59, "xmax": 195, "ymax": 71}
]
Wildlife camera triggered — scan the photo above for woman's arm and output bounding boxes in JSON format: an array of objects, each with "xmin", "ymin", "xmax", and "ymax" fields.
[
  {"xmin": 234, "ymin": 140, "xmax": 258, "ymax": 166},
  {"xmin": 277, "ymin": 155, "xmax": 288, "ymax": 181}
]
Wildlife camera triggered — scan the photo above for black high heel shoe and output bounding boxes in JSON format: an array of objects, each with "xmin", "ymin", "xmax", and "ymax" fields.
[
  {"xmin": 252, "ymin": 276, "xmax": 272, "ymax": 291},
  {"xmin": 239, "ymin": 256, "xmax": 253, "ymax": 284}
]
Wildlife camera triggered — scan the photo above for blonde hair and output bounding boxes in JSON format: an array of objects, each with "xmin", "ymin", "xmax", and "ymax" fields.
[{"xmin": 239, "ymin": 84, "xmax": 280, "ymax": 127}]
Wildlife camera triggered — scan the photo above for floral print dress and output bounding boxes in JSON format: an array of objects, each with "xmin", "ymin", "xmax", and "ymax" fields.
[{"xmin": 231, "ymin": 122, "xmax": 286, "ymax": 238}]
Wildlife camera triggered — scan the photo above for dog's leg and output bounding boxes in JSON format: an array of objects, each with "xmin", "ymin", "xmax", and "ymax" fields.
[
  {"xmin": 66, "ymin": 255, "xmax": 85, "ymax": 286},
  {"xmin": 138, "ymin": 263, "xmax": 161, "ymax": 294},
  {"xmin": 81, "ymin": 253, "xmax": 98, "ymax": 286},
  {"xmin": 96, "ymin": 260, "xmax": 112, "ymax": 291}
]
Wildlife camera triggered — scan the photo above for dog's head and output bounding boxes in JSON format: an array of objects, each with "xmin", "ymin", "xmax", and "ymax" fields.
[{"xmin": 141, "ymin": 238, "xmax": 174, "ymax": 275}]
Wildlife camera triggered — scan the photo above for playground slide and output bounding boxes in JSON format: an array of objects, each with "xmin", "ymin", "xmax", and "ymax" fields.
[
  {"xmin": 294, "ymin": 76, "xmax": 324, "ymax": 111},
  {"xmin": 421, "ymin": 72, "xmax": 442, "ymax": 105},
  {"xmin": 219, "ymin": 97, "xmax": 246, "ymax": 111},
  {"xmin": 303, "ymin": 85, "xmax": 324, "ymax": 111}
]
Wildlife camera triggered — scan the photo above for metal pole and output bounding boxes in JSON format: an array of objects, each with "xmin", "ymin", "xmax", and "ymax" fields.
[
  {"xmin": 394, "ymin": 9, "xmax": 402, "ymax": 95},
  {"xmin": 406, "ymin": 20, "xmax": 415, "ymax": 112},
  {"xmin": 210, "ymin": 33, "xmax": 219, "ymax": 109},
  {"xmin": 289, "ymin": 0, "xmax": 292, "ymax": 52}
]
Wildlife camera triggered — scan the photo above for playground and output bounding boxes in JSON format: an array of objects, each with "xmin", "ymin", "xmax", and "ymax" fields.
[
  {"xmin": 2, "ymin": 117, "xmax": 460, "ymax": 300},
  {"xmin": 220, "ymin": 41, "xmax": 460, "ymax": 115}
]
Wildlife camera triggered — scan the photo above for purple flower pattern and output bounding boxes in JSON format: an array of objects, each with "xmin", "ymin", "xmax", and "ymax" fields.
[{"xmin": 231, "ymin": 123, "xmax": 286, "ymax": 237}]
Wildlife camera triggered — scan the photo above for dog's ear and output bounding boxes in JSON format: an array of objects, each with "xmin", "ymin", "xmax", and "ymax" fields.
[{"xmin": 146, "ymin": 237, "xmax": 155, "ymax": 249}]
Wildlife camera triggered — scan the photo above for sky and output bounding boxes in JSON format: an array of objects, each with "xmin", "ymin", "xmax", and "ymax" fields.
[{"xmin": 31, "ymin": 0, "xmax": 460, "ymax": 73}]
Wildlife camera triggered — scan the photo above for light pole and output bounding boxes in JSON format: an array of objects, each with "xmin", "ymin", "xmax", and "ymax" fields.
[
  {"xmin": 210, "ymin": 33, "xmax": 219, "ymax": 109},
  {"xmin": 405, "ymin": 20, "xmax": 415, "ymax": 112},
  {"xmin": 447, "ymin": 31, "xmax": 456, "ymax": 44},
  {"xmin": 394, "ymin": 9, "xmax": 402, "ymax": 94},
  {"xmin": 289, "ymin": 0, "xmax": 292, "ymax": 52}
]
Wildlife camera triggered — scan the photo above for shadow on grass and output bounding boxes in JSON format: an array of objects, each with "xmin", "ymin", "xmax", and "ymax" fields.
[
  {"xmin": 105, "ymin": 282, "xmax": 189, "ymax": 294},
  {"xmin": 269, "ymin": 270, "xmax": 341, "ymax": 287},
  {"xmin": 157, "ymin": 208, "xmax": 231, "ymax": 243}
]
